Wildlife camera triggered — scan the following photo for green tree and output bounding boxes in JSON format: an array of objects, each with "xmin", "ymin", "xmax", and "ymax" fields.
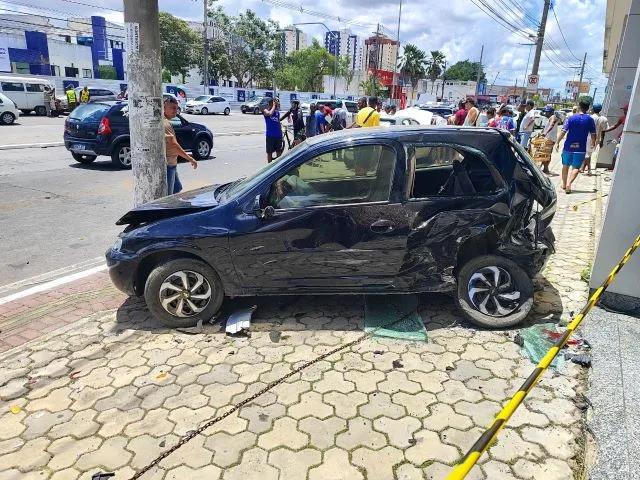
[
  {"xmin": 444, "ymin": 59, "xmax": 487, "ymax": 82},
  {"xmin": 159, "ymin": 12, "xmax": 199, "ymax": 83},
  {"xmin": 426, "ymin": 50, "xmax": 446, "ymax": 94},
  {"xmin": 98, "ymin": 65, "xmax": 117, "ymax": 80},
  {"xmin": 273, "ymin": 40, "xmax": 336, "ymax": 92},
  {"xmin": 359, "ymin": 74, "xmax": 385, "ymax": 97},
  {"xmin": 398, "ymin": 44, "xmax": 427, "ymax": 103},
  {"xmin": 337, "ymin": 55, "xmax": 355, "ymax": 94},
  {"xmin": 578, "ymin": 95, "xmax": 594, "ymax": 105}
]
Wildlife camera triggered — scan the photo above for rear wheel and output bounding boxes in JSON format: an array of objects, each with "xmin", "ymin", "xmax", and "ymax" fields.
[
  {"xmin": 455, "ymin": 255, "xmax": 533, "ymax": 328},
  {"xmin": 35, "ymin": 106, "xmax": 47, "ymax": 116},
  {"xmin": 111, "ymin": 142, "xmax": 132, "ymax": 169},
  {"xmin": 192, "ymin": 137, "xmax": 212, "ymax": 159},
  {"xmin": 201, "ymin": 107, "xmax": 209, "ymax": 115},
  {"xmin": 1, "ymin": 112, "xmax": 15, "ymax": 125},
  {"xmin": 144, "ymin": 258, "xmax": 224, "ymax": 328},
  {"xmin": 224, "ymin": 107, "xmax": 230, "ymax": 116},
  {"xmin": 72, "ymin": 152, "xmax": 97, "ymax": 164},
  {"xmin": 254, "ymin": 107, "xmax": 260, "ymax": 115}
]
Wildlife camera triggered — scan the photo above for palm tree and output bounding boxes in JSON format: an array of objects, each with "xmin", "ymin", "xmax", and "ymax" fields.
[
  {"xmin": 398, "ymin": 44, "xmax": 428, "ymax": 104},
  {"xmin": 426, "ymin": 50, "xmax": 446, "ymax": 94}
]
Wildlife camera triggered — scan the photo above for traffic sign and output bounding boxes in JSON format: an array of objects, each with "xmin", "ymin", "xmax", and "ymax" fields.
[{"xmin": 527, "ymin": 74, "xmax": 539, "ymax": 92}]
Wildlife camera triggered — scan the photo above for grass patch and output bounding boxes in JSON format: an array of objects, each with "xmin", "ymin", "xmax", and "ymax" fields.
[{"xmin": 580, "ymin": 264, "xmax": 592, "ymax": 283}]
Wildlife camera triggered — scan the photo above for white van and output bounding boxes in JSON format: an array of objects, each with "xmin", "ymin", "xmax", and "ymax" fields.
[{"xmin": 0, "ymin": 76, "xmax": 54, "ymax": 116}]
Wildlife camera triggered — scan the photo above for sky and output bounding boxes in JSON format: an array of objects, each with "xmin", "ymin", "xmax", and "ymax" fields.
[{"xmin": 0, "ymin": 0, "xmax": 608, "ymax": 100}]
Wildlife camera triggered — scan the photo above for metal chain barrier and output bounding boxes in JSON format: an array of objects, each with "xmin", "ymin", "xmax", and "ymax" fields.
[
  {"xmin": 128, "ymin": 310, "xmax": 415, "ymax": 479},
  {"xmin": 446, "ymin": 232, "xmax": 640, "ymax": 480}
]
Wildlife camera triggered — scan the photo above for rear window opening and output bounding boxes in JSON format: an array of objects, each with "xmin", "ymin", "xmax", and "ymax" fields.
[
  {"xmin": 70, "ymin": 104, "xmax": 111, "ymax": 122},
  {"xmin": 410, "ymin": 145, "xmax": 503, "ymax": 198}
]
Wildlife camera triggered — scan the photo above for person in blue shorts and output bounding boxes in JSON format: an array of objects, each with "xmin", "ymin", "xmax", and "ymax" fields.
[{"xmin": 555, "ymin": 100, "xmax": 596, "ymax": 193}]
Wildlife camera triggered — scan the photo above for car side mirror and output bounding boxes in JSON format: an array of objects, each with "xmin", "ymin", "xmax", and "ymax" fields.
[{"xmin": 252, "ymin": 194, "xmax": 275, "ymax": 219}]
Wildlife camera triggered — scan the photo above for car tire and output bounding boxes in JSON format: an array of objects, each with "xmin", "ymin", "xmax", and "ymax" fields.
[
  {"xmin": 72, "ymin": 152, "xmax": 97, "ymax": 163},
  {"xmin": 224, "ymin": 107, "xmax": 230, "ymax": 116},
  {"xmin": 455, "ymin": 255, "xmax": 534, "ymax": 329},
  {"xmin": 0, "ymin": 112, "xmax": 15, "ymax": 125},
  {"xmin": 192, "ymin": 137, "xmax": 212, "ymax": 160},
  {"xmin": 254, "ymin": 107, "xmax": 260, "ymax": 115},
  {"xmin": 144, "ymin": 258, "xmax": 224, "ymax": 328},
  {"xmin": 201, "ymin": 107, "xmax": 208, "ymax": 115},
  {"xmin": 35, "ymin": 106, "xmax": 47, "ymax": 116},
  {"xmin": 111, "ymin": 142, "xmax": 132, "ymax": 169}
]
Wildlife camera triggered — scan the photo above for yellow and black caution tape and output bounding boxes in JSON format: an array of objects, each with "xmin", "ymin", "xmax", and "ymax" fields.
[
  {"xmin": 446, "ymin": 232, "xmax": 640, "ymax": 480},
  {"xmin": 571, "ymin": 194, "xmax": 608, "ymax": 211}
]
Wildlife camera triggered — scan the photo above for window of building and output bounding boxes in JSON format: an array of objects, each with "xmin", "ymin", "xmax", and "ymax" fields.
[
  {"xmin": 82, "ymin": 69, "xmax": 93, "ymax": 78},
  {"xmin": 13, "ymin": 62, "xmax": 30, "ymax": 75},
  {"xmin": 1, "ymin": 82, "xmax": 25, "ymax": 92},
  {"xmin": 51, "ymin": 65, "xmax": 61, "ymax": 76},
  {"xmin": 26, "ymin": 83, "xmax": 44, "ymax": 92},
  {"xmin": 65, "ymin": 35, "xmax": 71, "ymax": 43},
  {"xmin": 65, "ymin": 66, "xmax": 79, "ymax": 78}
]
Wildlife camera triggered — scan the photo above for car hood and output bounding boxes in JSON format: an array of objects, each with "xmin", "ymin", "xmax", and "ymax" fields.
[
  {"xmin": 116, "ymin": 185, "xmax": 220, "ymax": 225},
  {"xmin": 186, "ymin": 101, "xmax": 205, "ymax": 107}
]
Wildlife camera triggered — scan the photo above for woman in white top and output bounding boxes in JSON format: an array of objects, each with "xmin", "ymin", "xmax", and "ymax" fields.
[
  {"xmin": 534, "ymin": 107, "xmax": 562, "ymax": 174},
  {"xmin": 462, "ymin": 99, "xmax": 479, "ymax": 126}
]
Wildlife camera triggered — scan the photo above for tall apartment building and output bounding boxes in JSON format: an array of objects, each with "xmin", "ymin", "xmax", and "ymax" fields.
[
  {"xmin": 280, "ymin": 26, "xmax": 307, "ymax": 56},
  {"xmin": 324, "ymin": 29, "xmax": 362, "ymax": 70},
  {"xmin": 363, "ymin": 34, "xmax": 399, "ymax": 72}
]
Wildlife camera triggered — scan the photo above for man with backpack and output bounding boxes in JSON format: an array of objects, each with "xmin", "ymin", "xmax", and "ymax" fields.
[{"xmin": 331, "ymin": 100, "xmax": 347, "ymax": 131}]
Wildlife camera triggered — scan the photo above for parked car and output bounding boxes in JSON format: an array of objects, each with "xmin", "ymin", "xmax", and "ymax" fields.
[
  {"xmin": 57, "ymin": 87, "xmax": 118, "ymax": 111},
  {"xmin": 394, "ymin": 108, "xmax": 447, "ymax": 126},
  {"xmin": 313, "ymin": 99, "xmax": 360, "ymax": 123},
  {"xmin": 106, "ymin": 127, "xmax": 556, "ymax": 329},
  {"xmin": 64, "ymin": 101, "xmax": 213, "ymax": 169},
  {"xmin": 0, "ymin": 92, "xmax": 20, "ymax": 125},
  {"xmin": 241, "ymin": 96, "xmax": 270, "ymax": 114},
  {"xmin": 185, "ymin": 95, "xmax": 231, "ymax": 115},
  {"xmin": 0, "ymin": 76, "xmax": 53, "ymax": 115},
  {"xmin": 419, "ymin": 106, "xmax": 455, "ymax": 120}
]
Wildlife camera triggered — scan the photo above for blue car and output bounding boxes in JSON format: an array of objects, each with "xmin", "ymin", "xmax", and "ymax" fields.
[
  {"xmin": 106, "ymin": 127, "xmax": 556, "ymax": 329},
  {"xmin": 64, "ymin": 101, "xmax": 214, "ymax": 169}
]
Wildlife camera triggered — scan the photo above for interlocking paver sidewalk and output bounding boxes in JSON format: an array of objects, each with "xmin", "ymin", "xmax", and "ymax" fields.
[{"xmin": 0, "ymin": 154, "xmax": 606, "ymax": 479}]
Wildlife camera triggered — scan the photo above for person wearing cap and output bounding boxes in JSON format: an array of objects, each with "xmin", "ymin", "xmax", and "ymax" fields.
[
  {"xmin": 603, "ymin": 103, "xmax": 628, "ymax": 170},
  {"xmin": 581, "ymin": 104, "xmax": 609, "ymax": 175},
  {"xmin": 519, "ymin": 99, "xmax": 536, "ymax": 150},
  {"xmin": 279, "ymin": 99, "xmax": 306, "ymax": 145},
  {"xmin": 463, "ymin": 98, "xmax": 480, "ymax": 126}
]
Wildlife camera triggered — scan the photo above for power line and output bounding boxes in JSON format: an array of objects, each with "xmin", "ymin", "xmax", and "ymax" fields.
[
  {"xmin": 60, "ymin": 0, "xmax": 123, "ymax": 13},
  {"xmin": 550, "ymin": 4, "xmax": 581, "ymax": 62},
  {"xmin": 468, "ymin": 0, "xmax": 535, "ymax": 42}
]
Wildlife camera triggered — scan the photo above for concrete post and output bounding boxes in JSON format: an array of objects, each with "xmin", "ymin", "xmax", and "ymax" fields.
[
  {"xmin": 124, "ymin": 0, "xmax": 167, "ymax": 206},
  {"xmin": 590, "ymin": 57, "xmax": 640, "ymax": 308}
]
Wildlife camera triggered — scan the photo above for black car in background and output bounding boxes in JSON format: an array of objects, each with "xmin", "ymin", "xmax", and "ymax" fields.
[
  {"xmin": 106, "ymin": 127, "xmax": 556, "ymax": 329},
  {"xmin": 240, "ymin": 97, "xmax": 270, "ymax": 114},
  {"xmin": 63, "ymin": 102, "xmax": 214, "ymax": 169}
]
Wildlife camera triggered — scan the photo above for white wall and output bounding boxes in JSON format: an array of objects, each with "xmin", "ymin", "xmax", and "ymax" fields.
[
  {"xmin": 0, "ymin": 32, "xmax": 26, "ymax": 50},
  {"xmin": 48, "ymin": 40, "xmax": 94, "ymax": 77}
]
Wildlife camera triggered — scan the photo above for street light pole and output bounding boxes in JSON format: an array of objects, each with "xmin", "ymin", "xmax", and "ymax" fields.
[{"xmin": 293, "ymin": 22, "xmax": 338, "ymax": 98}]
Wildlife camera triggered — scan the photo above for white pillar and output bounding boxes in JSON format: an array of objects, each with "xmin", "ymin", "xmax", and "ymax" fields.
[{"xmin": 590, "ymin": 57, "xmax": 640, "ymax": 306}]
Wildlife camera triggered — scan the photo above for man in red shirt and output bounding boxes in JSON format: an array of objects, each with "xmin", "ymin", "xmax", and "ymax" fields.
[
  {"xmin": 453, "ymin": 100, "xmax": 467, "ymax": 125},
  {"xmin": 603, "ymin": 103, "xmax": 628, "ymax": 170}
]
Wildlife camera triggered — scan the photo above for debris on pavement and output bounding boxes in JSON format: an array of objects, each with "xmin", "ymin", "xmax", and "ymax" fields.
[
  {"xmin": 225, "ymin": 305, "xmax": 257, "ymax": 337},
  {"xmin": 517, "ymin": 323, "xmax": 566, "ymax": 368},
  {"xmin": 91, "ymin": 473, "xmax": 114, "ymax": 479},
  {"xmin": 364, "ymin": 294, "xmax": 427, "ymax": 342},
  {"xmin": 156, "ymin": 372, "xmax": 168, "ymax": 380},
  {"xmin": 392, "ymin": 360, "xmax": 404, "ymax": 369},
  {"xmin": 9, "ymin": 405, "xmax": 21, "ymax": 414},
  {"xmin": 565, "ymin": 353, "xmax": 592, "ymax": 368},
  {"xmin": 269, "ymin": 331, "xmax": 282, "ymax": 343}
]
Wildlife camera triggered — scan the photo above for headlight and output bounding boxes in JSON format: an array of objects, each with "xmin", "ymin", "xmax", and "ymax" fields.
[{"xmin": 112, "ymin": 238, "xmax": 123, "ymax": 252}]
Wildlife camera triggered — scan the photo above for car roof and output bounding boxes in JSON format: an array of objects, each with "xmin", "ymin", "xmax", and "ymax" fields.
[{"xmin": 303, "ymin": 126, "xmax": 507, "ymax": 149}]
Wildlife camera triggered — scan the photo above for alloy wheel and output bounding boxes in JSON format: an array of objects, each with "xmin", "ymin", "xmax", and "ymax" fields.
[
  {"xmin": 467, "ymin": 266, "xmax": 521, "ymax": 317},
  {"xmin": 1, "ymin": 112, "xmax": 14, "ymax": 125},
  {"xmin": 158, "ymin": 270, "xmax": 212, "ymax": 317},
  {"xmin": 201, "ymin": 107, "xmax": 208, "ymax": 115},
  {"xmin": 119, "ymin": 146, "xmax": 131, "ymax": 166},
  {"xmin": 197, "ymin": 140, "xmax": 210, "ymax": 158}
]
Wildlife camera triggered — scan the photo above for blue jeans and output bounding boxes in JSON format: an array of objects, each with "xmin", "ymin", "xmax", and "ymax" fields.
[
  {"xmin": 167, "ymin": 165, "xmax": 182, "ymax": 195},
  {"xmin": 519, "ymin": 131, "xmax": 532, "ymax": 149}
]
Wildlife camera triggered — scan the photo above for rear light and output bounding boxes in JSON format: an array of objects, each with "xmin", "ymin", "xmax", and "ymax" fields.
[
  {"xmin": 64, "ymin": 118, "xmax": 70, "ymax": 133},
  {"xmin": 98, "ymin": 117, "xmax": 112, "ymax": 135}
]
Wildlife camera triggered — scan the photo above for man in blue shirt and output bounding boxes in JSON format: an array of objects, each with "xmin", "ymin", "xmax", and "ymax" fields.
[
  {"xmin": 555, "ymin": 100, "xmax": 596, "ymax": 193},
  {"xmin": 314, "ymin": 105, "xmax": 328, "ymax": 135},
  {"xmin": 263, "ymin": 98, "xmax": 283, "ymax": 163}
]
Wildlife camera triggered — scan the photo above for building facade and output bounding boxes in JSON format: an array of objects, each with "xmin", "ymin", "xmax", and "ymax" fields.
[
  {"xmin": 363, "ymin": 34, "xmax": 399, "ymax": 72},
  {"xmin": 324, "ymin": 29, "xmax": 362, "ymax": 71},
  {"xmin": 0, "ymin": 14, "xmax": 125, "ymax": 80},
  {"xmin": 280, "ymin": 26, "xmax": 307, "ymax": 56}
]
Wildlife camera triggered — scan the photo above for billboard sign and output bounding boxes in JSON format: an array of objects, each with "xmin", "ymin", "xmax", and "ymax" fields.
[{"xmin": 0, "ymin": 38, "xmax": 10, "ymax": 72}]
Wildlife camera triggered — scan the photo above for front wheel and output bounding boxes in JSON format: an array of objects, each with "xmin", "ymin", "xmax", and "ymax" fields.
[
  {"xmin": 224, "ymin": 107, "xmax": 230, "ymax": 116},
  {"xmin": 201, "ymin": 107, "xmax": 208, "ymax": 115},
  {"xmin": 455, "ymin": 255, "xmax": 533, "ymax": 328},
  {"xmin": 192, "ymin": 137, "xmax": 212, "ymax": 159},
  {"xmin": 1, "ymin": 112, "xmax": 15, "ymax": 125},
  {"xmin": 35, "ymin": 106, "xmax": 47, "ymax": 116},
  {"xmin": 72, "ymin": 152, "xmax": 97, "ymax": 163},
  {"xmin": 254, "ymin": 107, "xmax": 260, "ymax": 115},
  {"xmin": 111, "ymin": 142, "xmax": 132, "ymax": 169},
  {"xmin": 144, "ymin": 258, "xmax": 224, "ymax": 328}
]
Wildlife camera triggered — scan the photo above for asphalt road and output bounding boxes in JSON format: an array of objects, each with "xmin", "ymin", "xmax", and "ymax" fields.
[
  {"xmin": 0, "ymin": 132, "xmax": 267, "ymax": 288},
  {"xmin": 0, "ymin": 110, "xmax": 265, "ymax": 147}
]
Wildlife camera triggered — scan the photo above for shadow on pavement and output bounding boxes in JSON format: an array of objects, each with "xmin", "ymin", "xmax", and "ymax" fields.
[{"xmin": 68, "ymin": 161, "xmax": 123, "ymax": 171}]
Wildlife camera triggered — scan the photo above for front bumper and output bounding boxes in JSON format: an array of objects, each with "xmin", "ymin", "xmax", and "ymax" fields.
[{"xmin": 106, "ymin": 248, "xmax": 140, "ymax": 296}]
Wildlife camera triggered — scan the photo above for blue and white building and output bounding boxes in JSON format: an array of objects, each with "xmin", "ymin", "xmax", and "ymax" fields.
[
  {"xmin": 324, "ymin": 28, "xmax": 363, "ymax": 71},
  {"xmin": 0, "ymin": 14, "xmax": 126, "ymax": 81}
]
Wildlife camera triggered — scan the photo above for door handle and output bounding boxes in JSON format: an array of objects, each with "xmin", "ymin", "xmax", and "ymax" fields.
[{"xmin": 370, "ymin": 219, "xmax": 394, "ymax": 234}]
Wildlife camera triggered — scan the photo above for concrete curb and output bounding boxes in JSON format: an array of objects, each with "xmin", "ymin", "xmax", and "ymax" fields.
[
  {"xmin": 0, "ymin": 131, "xmax": 262, "ymax": 150},
  {"xmin": 0, "ymin": 141, "xmax": 64, "ymax": 150}
]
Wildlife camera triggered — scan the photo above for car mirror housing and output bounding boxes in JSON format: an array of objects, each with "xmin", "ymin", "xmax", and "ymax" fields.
[{"xmin": 252, "ymin": 194, "xmax": 274, "ymax": 219}]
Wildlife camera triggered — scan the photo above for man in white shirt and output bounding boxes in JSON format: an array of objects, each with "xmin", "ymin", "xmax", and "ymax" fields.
[
  {"xmin": 582, "ymin": 103, "xmax": 609, "ymax": 175},
  {"xmin": 519, "ymin": 99, "xmax": 536, "ymax": 150}
]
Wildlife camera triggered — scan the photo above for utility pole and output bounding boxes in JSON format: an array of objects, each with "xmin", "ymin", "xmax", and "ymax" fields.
[
  {"xmin": 531, "ymin": 0, "xmax": 551, "ymax": 76},
  {"xmin": 391, "ymin": 0, "xmax": 402, "ymax": 103},
  {"xmin": 441, "ymin": 60, "xmax": 447, "ymax": 101},
  {"xmin": 475, "ymin": 44, "xmax": 484, "ymax": 97},
  {"xmin": 592, "ymin": 87, "xmax": 598, "ymax": 103},
  {"xmin": 577, "ymin": 52, "xmax": 587, "ymax": 100},
  {"xmin": 203, "ymin": 0, "xmax": 209, "ymax": 94},
  {"xmin": 123, "ymin": 0, "xmax": 166, "ymax": 205},
  {"xmin": 371, "ymin": 23, "xmax": 380, "ymax": 96}
]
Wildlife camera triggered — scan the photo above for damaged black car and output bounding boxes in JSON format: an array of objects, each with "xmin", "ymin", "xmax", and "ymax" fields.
[{"xmin": 106, "ymin": 127, "xmax": 556, "ymax": 329}]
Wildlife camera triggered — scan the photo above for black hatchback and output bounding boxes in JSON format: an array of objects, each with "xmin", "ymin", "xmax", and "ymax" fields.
[
  {"xmin": 106, "ymin": 127, "xmax": 556, "ymax": 329},
  {"xmin": 64, "ymin": 102, "xmax": 214, "ymax": 169}
]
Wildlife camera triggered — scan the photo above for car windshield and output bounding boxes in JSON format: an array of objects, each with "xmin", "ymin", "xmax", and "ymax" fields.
[
  {"xmin": 194, "ymin": 96, "xmax": 210, "ymax": 101},
  {"xmin": 224, "ymin": 144, "xmax": 309, "ymax": 200},
  {"xmin": 69, "ymin": 103, "xmax": 111, "ymax": 122}
]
